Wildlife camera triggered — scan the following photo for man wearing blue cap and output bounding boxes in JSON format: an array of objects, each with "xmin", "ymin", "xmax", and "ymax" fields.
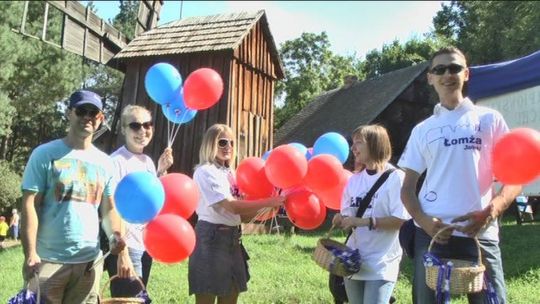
[{"xmin": 20, "ymin": 90, "xmax": 133, "ymax": 303}]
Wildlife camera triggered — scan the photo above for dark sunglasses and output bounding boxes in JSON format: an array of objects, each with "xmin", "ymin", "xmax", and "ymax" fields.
[
  {"xmin": 218, "ymin": 138, "xmax": 234, "ymax": 148},
  {"xmin": 429, "ymin": 63, "xmax": 465, "ymax": 75},
  {"xmin": 74, "ymin": 107, "xmax": 101, "ymax": 118},
  {"xmin": 128, "ymin": 121, "xmax": 153, "ymax": 131}
]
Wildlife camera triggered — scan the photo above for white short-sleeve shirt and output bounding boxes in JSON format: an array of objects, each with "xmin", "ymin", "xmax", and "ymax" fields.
[
  {"xmin": 341, "ymin": 164, "xmax": 410, "ymax": 282},
  {"xmin": 193, "ymin": 163, "xmax": 241, "ymax": 226},
  {"xmin": 398, "ymin": 98, "xmax": 509, "ymax": 241}
]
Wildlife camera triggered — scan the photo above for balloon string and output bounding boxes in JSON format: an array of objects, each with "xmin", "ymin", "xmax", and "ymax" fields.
[
  {"xmin": 170, "ymin": 110, "xmax": 189, "ymax": 145},
  {"xmin": 165, "ymin": 104, "xmax": 172, "ymax": 148}
]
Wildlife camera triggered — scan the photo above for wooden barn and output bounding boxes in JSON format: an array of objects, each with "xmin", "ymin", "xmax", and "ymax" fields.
[
  {"xmin": 275, "ymin": 62, "xmax": 439, "ymax": 165},
  {"xmin": 110, "ymin": 10, "xmax": 284, "ymax": 176}
]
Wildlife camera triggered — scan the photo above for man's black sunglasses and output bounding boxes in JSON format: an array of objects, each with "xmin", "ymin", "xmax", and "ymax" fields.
[
  {"xmin": 128, "ymin": 121, "xmax": 153, "ymax": 131},
  {"xmin": 429, "ymin": 63, "xmax": 465, "ymax": 75},
  {"xmin": 74, "ymin": 107, "xmax": 101, "ymax": 118}
]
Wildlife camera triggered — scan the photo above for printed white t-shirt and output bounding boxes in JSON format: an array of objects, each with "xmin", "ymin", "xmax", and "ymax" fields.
[
  {"xmin": 341, "ymin": 164, "xmax": 410, "ymax": 282},
  {"xmin": 193, "ymin": 163, "xmax": 241, "ymax": 226},
  {"xmin": 398, "ymin": 98, "xmax": 509, "ymax": 241},
  {"xmin": 111, "ymin": 145, "xmax": 157, "ymax": 251}
]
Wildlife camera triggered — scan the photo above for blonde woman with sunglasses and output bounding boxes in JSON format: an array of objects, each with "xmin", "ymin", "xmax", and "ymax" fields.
[
  {"xmin": 189, "ymin": 124, "xmax": 284, "ymax": 304},
  {"xmin": 104, "ymin": 105, "xmax": 173, "ymax": 297}
]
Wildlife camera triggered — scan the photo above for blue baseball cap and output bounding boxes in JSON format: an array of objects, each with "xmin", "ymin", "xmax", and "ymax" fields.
[{"xmin": 69, "ymin": 90, "xmax": 103, "ymax": 110}]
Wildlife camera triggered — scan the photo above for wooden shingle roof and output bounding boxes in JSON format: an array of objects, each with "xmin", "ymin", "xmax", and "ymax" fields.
[
  {"xmin": 114, "ymin": 10, "xmax": 283, "ymax": 75},
  {"xmin": 274, "ymin": 62, "xmax": 429, "ymax": 146}
]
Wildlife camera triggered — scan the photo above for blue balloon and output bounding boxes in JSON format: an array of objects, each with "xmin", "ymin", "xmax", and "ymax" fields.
[
  {"xmin": 289, "ymin": 143, "xmax": 308, "ymax": 158},
  {"xmin": 262, "ymin": 149, "xmax": 272, "ymax": 161},
  {"xmin": 145, "ymin": 63, "xmax": 183, "ymax": 105},
  {"xmin": 114, "ymin": 171, "xmax": 165, "ymax": 224},
  {"xmin": 306, "ymin": 148, "xmax": 313, "ymax": 160},
  {"xmin": 162, "ymin": 93, "xmax": 197, "ymax": 124},
  {"xmin": 313, "ymin": 132, "xmax": 350, "ymax": 164}
]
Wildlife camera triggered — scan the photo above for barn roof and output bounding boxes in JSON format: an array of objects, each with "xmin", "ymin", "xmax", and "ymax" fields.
[
  {"xmin": 114, "ymin": 10, "xmax": 283, "ymax": 76},
  {"xmin": 274, "ymin": 62, "xmax": 429, "ymax": 146}
]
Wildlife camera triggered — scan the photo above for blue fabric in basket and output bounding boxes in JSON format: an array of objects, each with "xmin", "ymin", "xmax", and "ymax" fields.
[{"xmin": 326, "ymin": 244, "xmax": 361, "ymax": 273}]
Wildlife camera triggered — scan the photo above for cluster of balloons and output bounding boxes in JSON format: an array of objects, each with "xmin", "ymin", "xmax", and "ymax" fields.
[
  {"xmin": 145, "ymin": 63, "xmax": 224, "ymax": 145},
  {"xmin": 492, "ymin": 128, "xmax": 540, "ymax": 185},
  {"xmin": 114, "ymin": 172, "xmax": 200, "ymax": 263},
  {"xmin": 236, "ymin": 132, "xmax": 352, "ymax": 230}
]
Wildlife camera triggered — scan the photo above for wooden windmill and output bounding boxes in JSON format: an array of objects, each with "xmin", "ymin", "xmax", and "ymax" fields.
[{"xmin": 13, "ymin": 1, "xmax": 284, "ymax": 176}]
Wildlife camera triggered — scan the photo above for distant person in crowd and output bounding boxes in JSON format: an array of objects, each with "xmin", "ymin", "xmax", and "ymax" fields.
[
  {"xmin": 189, "ymin": 123, "xmax": 285, "ymax": 304},
  {"xmin": 20, "ymin": 90, "xmax": 132, "ymax": 303},
  {"xmin": 0, "ymin": 216, "xmax": 8, "ymax": 248},
  {"xmin": 399, "ymin": 47, "xmax": 522, "ymax": 303},
  {"xmin": 333, "ymin": 124, "xmax": 410, "ymax": 304},
  {"xmin": 105, "ymin": 105, "xmax": 173, "ymax": 297},
  {"xmin": 10, "ymin": 208, "xmax": 19, "ymax": 240}
]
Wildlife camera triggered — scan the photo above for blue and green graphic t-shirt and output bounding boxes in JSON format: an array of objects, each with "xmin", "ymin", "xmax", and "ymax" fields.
[{"xmin": 22, "ymin": 139, "xmax": 116, "ymax": 263}]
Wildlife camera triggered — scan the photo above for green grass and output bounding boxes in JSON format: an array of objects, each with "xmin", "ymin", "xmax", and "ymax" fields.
[{"xmin": 2, "ymin": 217, "xmax": 540, "ymax": 303}]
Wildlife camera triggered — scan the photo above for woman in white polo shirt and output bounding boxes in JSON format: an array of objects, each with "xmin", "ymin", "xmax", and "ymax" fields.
[
  {"xmin": 189, "ymin": 123, "xmax": 284, "ymax": 304},
  {"xmin": 333, "ymin": 124, "xmax": 410, "ymax": 304}
]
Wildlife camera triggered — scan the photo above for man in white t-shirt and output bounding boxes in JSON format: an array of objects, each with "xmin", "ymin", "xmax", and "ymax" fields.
[{"xmin": 399, "ymin": 47, "xmax": 522, "ymax": 304}]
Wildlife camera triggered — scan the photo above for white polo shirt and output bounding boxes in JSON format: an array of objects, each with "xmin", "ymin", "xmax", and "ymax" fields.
[
  {"xmin": 193, "ymin": 163, "xmax": 241, "ymax": 226},
  {"xmin": 341, "ymin": 164, "xmax": 410, "ymax": 282},
  {"xmin": 398, "ymin": 98, "xmax": 509, "ymax": 241}
]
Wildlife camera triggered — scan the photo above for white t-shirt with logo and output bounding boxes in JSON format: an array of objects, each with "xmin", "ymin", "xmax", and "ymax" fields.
[
  {"xmin": 398, "ymin": 98, "xmax": 509, "ymax": 241},
  {"xmin": 111, "ymin": 146, "xmax": 157, "ymax": 251},
  {"xmin": 341, "ymin": 164, "xmax": 410, "ymax": 282},
  {"xmin": 194, "ymin": 163, "xmax": 241, "ymax": 226}
]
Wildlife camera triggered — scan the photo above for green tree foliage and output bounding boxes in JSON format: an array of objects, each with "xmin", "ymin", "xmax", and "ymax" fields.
[
  {"xmin": 111, "ymin": 0, "xmax": 139, "ymax": 40},
  {"xmin": 274, "ymin": 32, "xmax": 360, "ymax": 130},
  {"xmin": 0, "ymin": 161, "xmax": 21, "ymax": 211},
  {"xmin": 361, "ymin": 37, "xmax": 449, "ymax": 78},
  {"xmin": 0, "ymin": 2, "xmax": 87, "ymax": 172},
  {"xmin": 433, "ymin": 1, "xmax": 540, "ymax": 65}
]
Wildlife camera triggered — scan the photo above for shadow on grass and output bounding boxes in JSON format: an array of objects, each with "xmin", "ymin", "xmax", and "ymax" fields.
[{"xmin": 500, "ymin": 221, "xmax": 540, "ymax": 280}]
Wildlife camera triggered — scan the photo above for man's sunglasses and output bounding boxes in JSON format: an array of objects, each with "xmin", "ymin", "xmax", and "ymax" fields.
[
  {"xmin": 128, "ymin": 121, "xmax": 153, "ymax": 131},
  {"xmin": 429, "ymin": 63, "xmax": 465, "ymax": 75},
  {"xmin": 218, "ymin": 138, "xmax": 234, "ymax": 148},
  {"xmin": 74, "ymin": 107, "xmax": 101, "ymax": 118}
]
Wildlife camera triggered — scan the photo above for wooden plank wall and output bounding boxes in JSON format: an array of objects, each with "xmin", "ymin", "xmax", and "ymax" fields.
[
  {"xmin": 110, "ymin": 20, "xmax": 280, "ymax": 175},
  {"xmin": 113, "ymin": 52, "xmax": 231, "ymax": 176},
  {"xmin": 231, "ymin": 20, "xmax": 277, "ymax": 162}
]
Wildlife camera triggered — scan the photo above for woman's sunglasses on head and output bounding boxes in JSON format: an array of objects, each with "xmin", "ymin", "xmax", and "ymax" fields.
[
  {"xmin": 429, "ymin": 63, "xmax": 465, "ymax": 75},
  {"xmin": 128, "ymin": 121, "xmax": 153, "ymax": 131},
  {"xmin": 218, "ymin": 138, "xmax": 234, "ymax": 148}
]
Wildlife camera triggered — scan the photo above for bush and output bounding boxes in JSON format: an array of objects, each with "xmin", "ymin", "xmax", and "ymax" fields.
[{"xmin": 0, "ymin": 161, "xmax": 21, "ymax": 211}]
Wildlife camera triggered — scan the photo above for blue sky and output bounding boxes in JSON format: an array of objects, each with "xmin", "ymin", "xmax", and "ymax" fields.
[{"xmin": 83, "ymin": 1, "xmax": 444, "ymax": 59}]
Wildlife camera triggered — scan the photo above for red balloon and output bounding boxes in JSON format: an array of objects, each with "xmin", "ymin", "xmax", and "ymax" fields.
[
  {"xmin": 265, "ymin": 145, "xmax": 308, "ymax": 189},
  {"xmin": 492, "ymin": 128, "xmax": 540, "ymax": 184},
  {"xmin": 285, "ymin": 189, "xmax": 326, "ymax": 230},
  {"xmin": 160, "ymin": 173, "xmax": 199, "ymax": 219},
  {"xmin": 304, "ymin": 154, "xmax": 343, "ymax": 193},
  {"xmin": 183, "ymin": 68, "xmax": 224, "ymax": 110},
  {"xmin": 316, "ymin": 169, "xmax": 353, "ymax": 210},
  {"xmin": 143, "ymin": 214, "xmax": 196, "ymax": 263},
  {"xmin": 236, "ymin": 157, "xmax": 274, "ymax": 199}
]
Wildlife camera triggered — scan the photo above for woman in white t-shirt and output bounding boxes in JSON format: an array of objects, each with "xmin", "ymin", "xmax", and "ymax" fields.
[
  {"xmin": 105, "ymin": 105, "xmax": 173, "ymax": 297},
  {"xmin": 188, "ymin": 124, "xmax": 284, "ymax": 304},
  {"xmin": 333, "ymin": 125, "xmax": 410, "ymax": 304}
]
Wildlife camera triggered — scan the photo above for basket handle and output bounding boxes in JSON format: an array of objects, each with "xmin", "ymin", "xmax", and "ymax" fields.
[
  {"xmin": 325, "ymin": 224, "xmax": 337, "ymax": 239},
  {"xmin": 99, "ymin": 275, "xmax": 146, "ymax": 300},
  {"xmin": 427, "ymin": 225, "xmax": 483, "ymax": 266}
]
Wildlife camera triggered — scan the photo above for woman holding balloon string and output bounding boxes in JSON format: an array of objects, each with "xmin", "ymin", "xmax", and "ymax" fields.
[
  {"xmin": 189, "ymin": 123, "xmax": 285, "ymax": 304},
  {"xmin": 332, "ymin": 125, "xmax": 410, "ymax": 304},
  {"xmin": 105, "ymin": 105, "xmax": 174, "ymax": 297}
]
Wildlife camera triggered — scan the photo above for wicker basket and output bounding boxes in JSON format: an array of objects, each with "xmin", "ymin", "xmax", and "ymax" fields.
[
  {"xmin": 313, "ymin": 225, "xmax": 358, "ymax": 277},
  {"xmin": 100, "ymin": 275, "xmax": 146, "ymax": 304},
  {"xmin": 425, "ymin": 226, "xmax": 486, "ymax": 294}
]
